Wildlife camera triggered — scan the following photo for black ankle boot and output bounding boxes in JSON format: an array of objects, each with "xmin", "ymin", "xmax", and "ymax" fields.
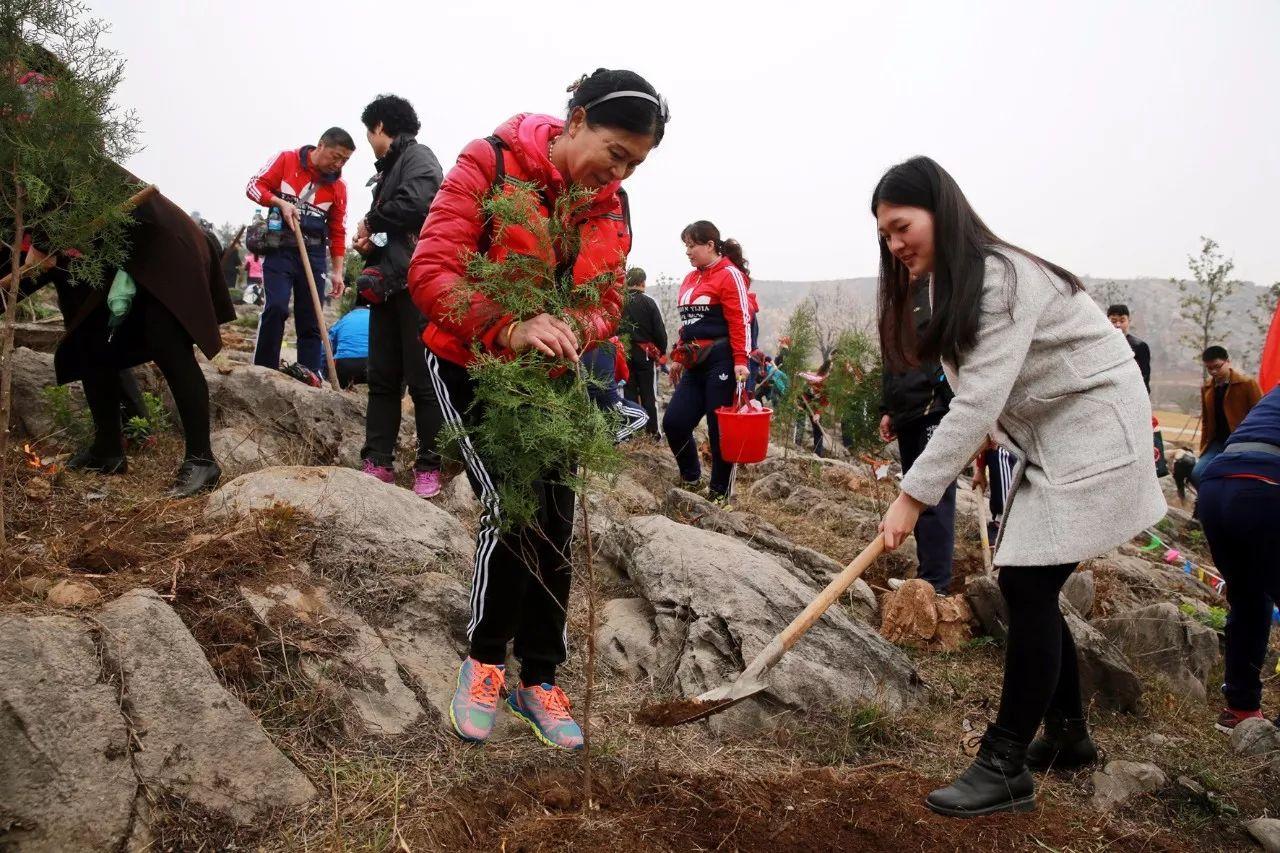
[
  {"xmin": 169, "ymin": 459, "xmax": 221, "ymax": 497},
  {"xmin": 66, "ymin": 448, "xmax": 128, "ymax": 475},
  {"xmin": 1026, "ymin": 714, "xmax": 1098, "ymax": 771},
  {"xmin": 926, "ymin": 730, "xmax": 1036, "ymax": 817}
]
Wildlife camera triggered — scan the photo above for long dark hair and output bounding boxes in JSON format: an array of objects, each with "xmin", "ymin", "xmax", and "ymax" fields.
[
  {"xmin": 680, "ymin": 220, "xmax": 750, "ymax": 282},
  {"xmin": 567, "ymin": 68, "xmax": 669, "ymax": 147},
  {"xmin": 871, "ymin": 156, "xmax": 1082, "ymax": 369}
]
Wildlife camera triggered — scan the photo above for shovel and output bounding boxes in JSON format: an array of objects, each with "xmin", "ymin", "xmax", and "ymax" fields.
[
  {"xmin": 289, "ymin": 218, "xmax": 341, "ymax": 391},
  {"xmin": 640, "ymin": 534, "xmax": 885, "ymax": 727}
]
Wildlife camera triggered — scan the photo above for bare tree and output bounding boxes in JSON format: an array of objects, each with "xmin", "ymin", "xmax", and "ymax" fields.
[
  {"xmin": 1176, "ymin": 237, "xmax": 1237, "ymax": 367},
  {"xmin": 807, "ymin": 283, "xmax": 862, "ymax": 365},
  {"xmin": 1092, "ymin": 279, "xmax": 1130, "ymax": 311},
  {"xmin": 650, "ymin": 271, "xmax": 681, "ymax": 350}
]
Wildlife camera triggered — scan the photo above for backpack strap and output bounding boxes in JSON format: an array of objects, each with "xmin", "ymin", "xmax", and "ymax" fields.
[{"xmin": 477, "ymin": 135, "xmax": 507, "ymax": 256}]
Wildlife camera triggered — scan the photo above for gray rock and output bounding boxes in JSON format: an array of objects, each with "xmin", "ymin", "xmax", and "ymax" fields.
[
  {"xmin": 597, "ymin": 598, "xmax": 665, "ymax": 683},
  {"xmin": 210, "ymin": 425, "xmax": 274, "ymax": 470},
  {"xmin": 605, "ymin": 472, "xmax": 659, "ymax": 514},
  {"xmin": 207, "ymin": 466, "xmax": 472, "ymax": 576},
  {"xmin": 613, "ymin": 515, "xmax": 923, "ymax": 733},
  {"xmin": 1062, "ymin": 570, "xmax": 1096, "ymax": 617},
  {"xmin": 1088, "ymin": 552, "xmax": 1221, "ymax": 614},
  {"xmin": 1230, "ymin": 717, "xmax": 1280, "ymax": 757},
  {"xmin": 782, "ymin": 485, "xmax": 827, "ymax": 514},
  {"xmin": 379, "ymin": 572, "xmax": 471, "ymax": 720},
  {"xmin": 0, "ymin": 614, "xmax": 137, "ymax": 853},
  {"xmin": 662, "ymin": 489, "xmax": 878, "ymax": 622},
  {"xmin": 965, "ymin": 575, "xmax": 1142, "ymax": 713},
  {"xmin": 8, "ymin": 347, "xmax": 60, "ymax": 440},
  {"xmin": 748, "ymin": 472, "xmax": 793, "ymax": 501},
  {"xmin": 440, "ymin": 473, "xmax": 479, "ymax": 519},
  {"xmin": 240, "ymin": 583, "xmax": 425, "ymax": 735},
  {"xmin": 205, "ymin": 364, "xmax": 367, "ymax": 465},
  {"xmin": 1247, "ymin": 818, "xmax": 1280, "ymax": 853},
  {"xmin": 97, "ymin": 590, "xmax": 316, "ymax": 824},
  {"xmin": 1093, "ymin": 602, "xmax": 1220, "ymax": 700},
  {"xmin": 1090, "ymin": 760, "xmax": 1167, "ymax": 811}
]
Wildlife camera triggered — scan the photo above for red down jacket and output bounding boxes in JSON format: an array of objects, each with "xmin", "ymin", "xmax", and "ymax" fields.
[{"xmin": 408, "ymin": 113, "xmax": 629, "ymax": 368}]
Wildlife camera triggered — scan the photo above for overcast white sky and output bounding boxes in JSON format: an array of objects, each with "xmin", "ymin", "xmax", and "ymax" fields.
[{"xmin": 96, "ymin": 0, "xmax": 1279, "ymax": 286}]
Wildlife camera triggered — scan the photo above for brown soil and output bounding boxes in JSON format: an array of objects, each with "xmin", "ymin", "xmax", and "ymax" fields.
[
  {"xmin": 637, "ymin": 697, "xmax": 734, "ymax": 728},
  {"xmin": 417, "ymin": 764, "xmax": 1197, "ymax": 853}
]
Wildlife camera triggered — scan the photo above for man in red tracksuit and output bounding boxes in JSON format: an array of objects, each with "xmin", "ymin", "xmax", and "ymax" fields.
[{"xmin": 246, "ymin": 128, "xmax": 353, "ymax": 376}]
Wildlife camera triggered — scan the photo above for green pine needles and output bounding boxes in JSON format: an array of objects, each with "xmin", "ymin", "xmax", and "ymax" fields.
[{"xmin": 441, "ymin": 178, "xmax": 625, "ymax": 530}]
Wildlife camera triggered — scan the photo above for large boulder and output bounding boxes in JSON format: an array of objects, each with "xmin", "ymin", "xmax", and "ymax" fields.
[
  {"xmin": 205, "ymin": 364, "xmax": 367, "ymax": 465},
  {"xmin": 0, "ymin": 614, "xmax": 137, "ymax": 853},
  {"xmin": 378, "ymin": 572, "xmax": 472, "ymax": 720},
  {"xmin": 663, "ymin": 488, "xmax": 877, "ymax": 621},
  {"xmin": 1062, "ymin": 570, "xmax": 1096, "ymax": 617},
  {"xmin": 97, "ymin": 589, "xmax": 316, "ymax": 824},
  {"xmin": 1088, "ymin": 552, "xmax": 1222, "ymax": 616},
  {"xmin": 240, "ymin": 583, "xmax": 425, "ymax": 735},
  {"xmin": 965, "ymin": 574, "xmax": 1142, "ymax": 713},
  {"xmin": 8, "ymin": 347, "xmax": 60, "ymax": 440},
  {"xmin": 1093, "ymin": 603, "xmax": 1220, "ymax": 700},
  {"xmin": 206, "ymin": 466, "xmax": 472, "ymax": 576},
  {"xmin": 602, "ymin": 515, "xmax": 924, "ymax": 733}
]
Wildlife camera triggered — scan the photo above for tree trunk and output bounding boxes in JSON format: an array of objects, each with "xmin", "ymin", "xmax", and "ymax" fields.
[
  {"xmin": 0, "ymin": 173, "xmax": 27, "ymax": 547},
  {"xmin": 579, "ymin": 473, "xmax": 598, "ymax": 810}
]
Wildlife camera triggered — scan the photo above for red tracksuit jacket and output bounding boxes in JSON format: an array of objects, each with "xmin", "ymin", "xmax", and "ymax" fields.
[
  {"xmin": 246, "ymin": 146, "xmax": 347, "ymax": 260},
  {"xmin": 408, "ymin": 113, "xmax": 629, "ymax": 368},
  {"xmin": 676, "ymin": 256, "xmax": 752, "ymax": 367}
]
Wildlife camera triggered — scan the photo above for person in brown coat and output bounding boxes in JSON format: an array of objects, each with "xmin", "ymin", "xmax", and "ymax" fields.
[
  {"xmin": 16, "ymin": 175, "xmax": 236, "ymax": 496},
  {"xmin": 1192, "ymin": 345, "xmax": 1264, "ymax": 486}
]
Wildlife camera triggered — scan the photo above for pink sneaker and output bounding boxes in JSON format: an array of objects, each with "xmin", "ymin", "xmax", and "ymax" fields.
[
  {"xmin": 413, "ymin": 468, "xmax": 442, "ymax": 499},
  {"xmin": 361, "ymin": 458, "xmax": 395, "ymax": 484}
]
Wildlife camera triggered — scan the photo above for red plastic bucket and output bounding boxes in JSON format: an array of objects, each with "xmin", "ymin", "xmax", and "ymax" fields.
[{"xmin": 716, "ymin": 388, "xmax": 773, "ymax": 464}]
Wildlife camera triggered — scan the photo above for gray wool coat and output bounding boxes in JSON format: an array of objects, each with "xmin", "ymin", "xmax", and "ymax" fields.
[{"xmin": 899, "ymin": 249, "xmax": 1167, "ymax": 566}]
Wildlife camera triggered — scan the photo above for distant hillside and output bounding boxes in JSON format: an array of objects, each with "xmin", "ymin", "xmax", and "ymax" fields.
[{"xmin": 649, "ymin": 274, "xmax": 1274, "ymax": 412}]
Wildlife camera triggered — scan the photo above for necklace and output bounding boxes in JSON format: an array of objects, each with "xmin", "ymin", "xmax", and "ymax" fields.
[{"xmin": 548, "ymin": 134, "xmax": 560, "ymax": 161}]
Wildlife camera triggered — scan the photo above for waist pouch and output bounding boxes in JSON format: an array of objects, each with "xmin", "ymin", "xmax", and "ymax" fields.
[{"xmin": 672, "ymin": 337, "xmax": 727, "ymax": 369}]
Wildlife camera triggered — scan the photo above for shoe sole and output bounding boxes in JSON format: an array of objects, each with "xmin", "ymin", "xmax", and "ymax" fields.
[
  {"xmin": 507, "ymin": 699, "xmax": 583, "ymax": 751},
  {"xmin": 1214, "ymin": 722, "xmax": 1238, "ymax": 734},
  {"xmin": 925, "ymin": 795, "xmax": 1036, "ymax": 818}
]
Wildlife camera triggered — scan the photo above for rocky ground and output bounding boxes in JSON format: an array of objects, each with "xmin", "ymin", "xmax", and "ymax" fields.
[{"xmin": 1, "ymin": 344, "xmax": 1278, "ymax": 852}]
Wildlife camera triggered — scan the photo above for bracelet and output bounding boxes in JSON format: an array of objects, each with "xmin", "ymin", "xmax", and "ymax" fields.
[{"xmin": 502, "ymin": 320, "xmax": 521, "ymax": 350}]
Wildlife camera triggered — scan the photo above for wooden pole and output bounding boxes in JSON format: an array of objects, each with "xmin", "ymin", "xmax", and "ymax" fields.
[{"xmin": 289, "ymin": 218, "xmax": 341, "ymax": 391}]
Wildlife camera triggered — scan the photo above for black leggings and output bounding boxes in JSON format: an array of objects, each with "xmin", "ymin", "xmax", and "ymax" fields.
[
  {"xmin": 993, "ymin": 563, "xmax": 1084, "ymax": 744},
  {"xmin": 82, "ymin": 293, "xmax": 211, "ymax": 462}
]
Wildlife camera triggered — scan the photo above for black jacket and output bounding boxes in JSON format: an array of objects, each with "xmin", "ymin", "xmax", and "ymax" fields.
[
  {"xmin": 620, "ymin": 287, "xmax": 668, "ymax": 362},
  {"xmin": 1125, "ymin": 333, "xmax": 1151, "ymax": 393},
  {"xmin": 364, "ymin": 134, "xmax": 443, "ymax": 289},
  {"xmin": 880, "ymin": 284, "xmax": 952, "ymax": 431}
]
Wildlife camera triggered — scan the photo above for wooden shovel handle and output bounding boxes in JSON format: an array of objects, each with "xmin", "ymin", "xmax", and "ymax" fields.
[
  {"xmin": 778, "ymin": 534, "xmax": 885, "ymax": 653},
  {"xmin": 289, "ymin": 217, "xmax": 341, "ymax": 392}
]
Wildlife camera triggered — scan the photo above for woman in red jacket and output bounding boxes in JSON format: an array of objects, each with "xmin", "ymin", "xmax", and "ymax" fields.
[
  {"xmin": 663, "ymin": 221, "xmax": 753, "ymax": 505},
  {"xmin": 408, "ymin": 69, "xmax": 668, "ymax": 750}
]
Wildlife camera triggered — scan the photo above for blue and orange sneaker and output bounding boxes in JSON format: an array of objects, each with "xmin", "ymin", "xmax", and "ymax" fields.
[
  {"xmin": 508, "ymin": 683, "xmax": 585, "ymax": 750},
  {"xmin": 449, "ymin": 658, "xmax": 505, "ymax": 742}
]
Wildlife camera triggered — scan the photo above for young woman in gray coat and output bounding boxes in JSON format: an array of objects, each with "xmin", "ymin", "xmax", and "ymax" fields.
[{"xmin": 872, "ymin": 157, "xmax": 1166, "ymax": 818}]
